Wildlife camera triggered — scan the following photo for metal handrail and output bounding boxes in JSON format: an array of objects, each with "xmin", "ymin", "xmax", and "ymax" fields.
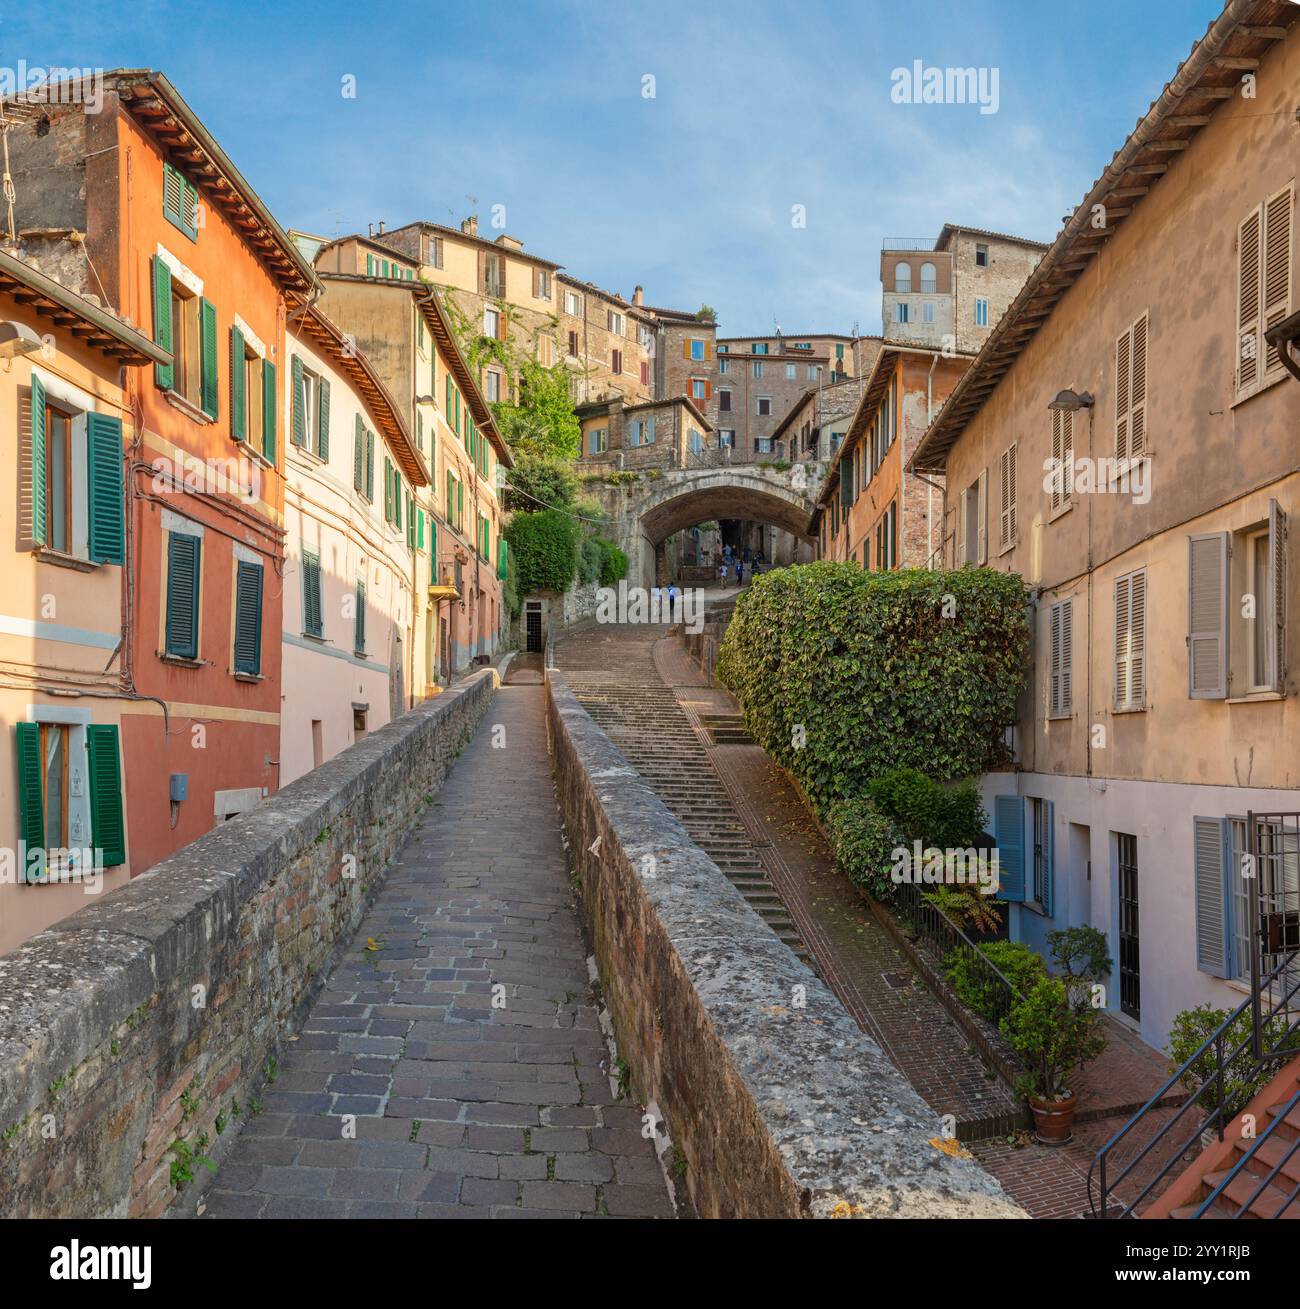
[
  {"xmin": 1088, "ymin": 946, "xmax": 1300, "ymax": 1218},
  {"xmin": 1192, "ymin": 1082, "xmax": 1300, "ymax": 1217},
  {"xmin": 894, "ymin": 880, "xmax": 1025, "ymax": 1026}
]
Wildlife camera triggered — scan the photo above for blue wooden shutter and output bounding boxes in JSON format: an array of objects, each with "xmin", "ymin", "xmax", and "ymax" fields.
[
  {"xmin": 994, "ymin": 795, "xmax": 1026, "ymax": 902},
  {"xmin": 30, "ymin": 374, "xmax": 47, "ymax": 546},
  {"xmin": 1194, "ymin": 816, "xmax": 1233, "ymax": 978},
  {"xmin": 262, "ymin": 359, "xmax": 277, "ymax": 463},
  {"xmin": 290, "ymin": 354, "xmax": 305, "ymax": 446},
  {"xmin": 318, "ymin": 377, "xmax": 330, "ymax": 460},
  {"xmin": 86, "ymin": 412, "xmax": 125, "ymax": 565},
  {"xmin": 152, "ymin": 257, "xmax": 173, "ymax": 390},
  {"xmin": 1042, "ymin": 799, "xmax": 1056, "ymax": 917},
  {"xmin": 85, "ymin": 724, "xmax": 126, "ymax": 867},
  {"xmin": 200, "ymin": 298, "xmax": 218, "ymax": 418},
  {"xmin": 233, "ymin": 559, "xmax": 264, "ymax": 675},
  {"xmin": 16, "ymin": 722, "xmax": 44, "ymax": 868},
  {"xmin": 230, "ymin": 326, "xmax": 246, "ymax": 441},
  {"xmin": 165, "ymin": 531, "xmax": 201, "ymax": 659}
]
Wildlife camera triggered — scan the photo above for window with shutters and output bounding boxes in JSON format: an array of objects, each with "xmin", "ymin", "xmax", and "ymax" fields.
[
  {"xmin": 608, "ymin": 310, "xmax": 625, "ymax": 337},
  {"xmin": 231, "ymin": 329, "xmax": 276, "ymax": 463},
  {"xmin": 483, "ymin": 253, "xmax": 504, "ymax": 299},
  {"xmin": 43, "ymin": 399, "xmax": 74, "ymax": 554},
  {"xmin": 537, "ymin": 335, "xmax": 554, "ymax": 367},
  {"xmin": 1224, "ymin": 501, "xmax": 1287, "ymax": 697},
  {"xmin": 1048, "ymin": 597, "xmax": 1073, "ymax": 718},
  {"xmin": 232, "ymin": 558, "xmax": 264, "ymax": 676},
  {"xmin": 640, "ymin": 360, "xmax": 650, "ymax": 387},
  {"xmin": 535, "ymin": 269, "xmax": 551, "ymax": 300},
  {"xmin": 875, "ymin": 500, "xmax": 897, "ymax": 571},
  {"xmin": 998, "ymin": 443, "xmax": 1017, "ymax": 551},
  {"xmin": 164, "ymin": 529, "xmax": 202, "ymax": 660},
  {"xmin": 757, "ymin": 396, "xmax": 772, "ymax": 417},
  {"xmin": 291, "ymin": 359, "xmax": 328, "ymax": 460},
  {"xmin": 166, "ymin": 282, "xmax": 204, "ymax": 409},
  {"xmin": 567, "ymin": 329, "xmax": 579, "ymax": 358},
  {"xmin": 975, "ymin": 298, "xmax": 989, "ymax": 328},
  {"xmin": 1114, "ymin": 312, "xmax": 1148, "ymax": 463},
  {"xmin": 483, "ymin": 307, "xmax": 501, "ymax": 339},
  {"xmin": 302, "ymin": 549, "xmax": 323, "ymax": 638},
  {"xmin": 718, "ymin": 429, "xmax": 735, "ymax": 449},
  {"xmin": 1114, "ymin": 567, "xmax": 1147, "ymax": 710},
  {"xmin": 691, "ymin": 379, "xmax": 708, "ymax": 402},
  {"xmin": 564, "ymin": 290, "xmax": 583, "ymax": 317},
  {"xmin": 612, "ymin": 348, "xmax": 623, "ymax": 374},
  {"xmin": 1049, "ymin": 406, "xmax": 1074, "ymax": 515},
  {"xmin": 485, "ymin": 371, "xmax": 502, "ymax": 403},
  {"xmin": 354, "ymin": 578, "xmax": 366, "ymax": 654},
  {"xmin": 1236, "ymin": 185, "xmax": 1294, "ymax": 399},
  {"xmin": 785, "ymin": 363, "xmax": 797, "ymax": 380},
  {"xmin": 718, "ymin": 388, "xmax": 732, "ymax": 412},
  {"xmin": 162, "ymin": 162, "xmax": 200, "ymax": 242},
  {"xmin": 960, "ymin": 471, "xmax": 987, "ymax": 565},
  {"xmin": 16, "ymin": 717, "xmax": 125, "ymax": 878},
  {"xmin": 752, "ymin": 361, "xmax": 764, "ymax": 379}
]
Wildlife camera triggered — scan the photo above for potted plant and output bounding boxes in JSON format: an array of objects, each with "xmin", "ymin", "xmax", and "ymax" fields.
[{"xmin": 1001, "ymin": 976, "xmax": 1106, "ymax": 1144}]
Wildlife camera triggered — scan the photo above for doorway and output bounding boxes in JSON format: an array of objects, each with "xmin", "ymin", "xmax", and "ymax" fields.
[
  {"xmin": 526, "ymin": 604, "xmax": 542, "ymax": 653},
  {"xmin": 1117, "ymin": 832, "xmax": 1140, "ymax": 1020}
]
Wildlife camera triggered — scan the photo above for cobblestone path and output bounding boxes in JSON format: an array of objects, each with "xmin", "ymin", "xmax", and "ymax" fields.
[{"xmin": 204, "ymin": 681, "xmax": 674, "ymax": 1219}]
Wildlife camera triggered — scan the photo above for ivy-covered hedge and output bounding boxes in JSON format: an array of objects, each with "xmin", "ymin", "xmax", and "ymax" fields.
[
  {"xmin": 715, "ymin": 563, "xmax": 1029, "ymax": 811},
  {"xmin": 504, "ymin": 509, "xmax": 580, "ymax": 595},
  {"xmin": 823, "ymin": 799, "xmax": 905, "ymax": 902}
]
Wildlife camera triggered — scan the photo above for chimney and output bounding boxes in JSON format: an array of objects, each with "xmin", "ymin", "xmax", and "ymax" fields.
[
  {"xmin": 632, "ymin": 285, "xmax": 644, "ymax": 306},
  {"xmin": 378, "ymin": 220, "xmax": 386, "ymax": 235},
  {"xmin": 461, "ymin": 215, "xmax": 479, "ymax": 238},
  {"xmin": 368, "ymin": 223, "xmax": 375, "ymax": 238}
]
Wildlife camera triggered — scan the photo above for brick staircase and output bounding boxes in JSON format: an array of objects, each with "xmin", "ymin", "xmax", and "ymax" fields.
[{"xmin": 1144, "ymin": 1056, "xmax": 1300, "ymax": 1218}]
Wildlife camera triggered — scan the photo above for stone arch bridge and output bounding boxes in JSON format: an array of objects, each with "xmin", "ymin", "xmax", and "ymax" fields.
[{"xmin": 589, "ymin": 462, "xmax": 822, "ymax": 587}]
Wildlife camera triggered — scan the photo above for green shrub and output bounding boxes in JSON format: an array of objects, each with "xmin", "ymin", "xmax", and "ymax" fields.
[
  {"xmin": 1001, "ymin": 976, "xmax": 1106, "ymax": 1100},
  {"xmin": 593, "ymin": 537, "xmax": 628, "ymax": 587},
  {"xmin": 504, "ymin": 509, "xmax": 580, "ymax": 595},
  {"xmin": 715, "ymin": 563, "xmax": 1029, "ymax": 811},
  {"xmin": 1167, "ymin": 1004, "xmax": 1300, "ymax": 1113},
  {"xmin": 823, "ymin": 798, "xmax": 906, "ymax": 902},
  {"xmin": 866, "ymin": 767, "xmax": 988, "ymax": 849},
  {"xmin": 1047, "ymin": 924, "xmax": 1112, "ymax": 1008},
  {"xmin": 578, "ymin": 536, "xmax": 603, "ymax": 585},
  {"xmin": 945, "ymin": 940, "xmax": 1046, "ymax": 1022}
]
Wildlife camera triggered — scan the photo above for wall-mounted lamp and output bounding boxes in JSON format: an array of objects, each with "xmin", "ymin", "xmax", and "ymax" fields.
[
  {"xmin": 1048, "ymin": 388, "xmax": 1094, "ymax": 412},
  {"xmin": 0, "ymin": 320, "xmax": 43, "ymax": 359}
]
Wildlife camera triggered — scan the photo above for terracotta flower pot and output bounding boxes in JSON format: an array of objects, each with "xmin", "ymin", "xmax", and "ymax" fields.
[{"xmin": 1029, "ymin": 1090, "xmax": 1078, "ymax": 1145}]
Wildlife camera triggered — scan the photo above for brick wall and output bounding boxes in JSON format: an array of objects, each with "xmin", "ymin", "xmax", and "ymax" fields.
[
  {"xmin": 0, "ymin": 670, "xmax": 498, "ymax": 1217},
  {"xmin": 546, "ymin": 672, "xmax": 1024, "ymax": 1219}
]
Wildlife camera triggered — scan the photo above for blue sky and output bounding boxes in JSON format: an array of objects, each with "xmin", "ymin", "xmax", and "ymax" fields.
[{"xmin": 10, "ymin": 0, "xmax": 1219, "ymax": 336}]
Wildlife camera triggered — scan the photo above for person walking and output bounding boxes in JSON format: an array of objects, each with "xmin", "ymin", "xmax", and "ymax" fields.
[
  {"xmin": 718, "ymin": 560, "xmax": 728, "ymax": 587},
  {"xmin": 735, "ymin": 558, "xmax": 744, "ymax": 587},
  {"xmin": 666, "ymin": 582, "xmax": 678, "ymax": 620}
]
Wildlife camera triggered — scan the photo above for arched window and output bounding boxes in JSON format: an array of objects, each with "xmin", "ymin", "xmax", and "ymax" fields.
[
  {"xmin": 895, "ymin": 262, "xmax": 912, "ymax": 293},
  {"xmin": 920, "ymin": 262, "xmax": 937, "ymax": 293}
]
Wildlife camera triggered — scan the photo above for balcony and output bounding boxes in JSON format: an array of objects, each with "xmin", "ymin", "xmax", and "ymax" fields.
[
  {"xmin": 428, "ymin": 559, "xmax": 463, "ymax": 600},
  {"xmin": 881, "ymin": 236, "xmax": 937, "ymax": 251}
]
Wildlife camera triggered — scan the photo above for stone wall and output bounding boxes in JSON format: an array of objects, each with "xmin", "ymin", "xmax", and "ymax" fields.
[
  {"xmin": 545, "ymin": 672, "xmax": 1024, "ymax": 1219},
  {"xmin": 0, "ymin": 670, "xmax": 498, "ymax": 1218}
]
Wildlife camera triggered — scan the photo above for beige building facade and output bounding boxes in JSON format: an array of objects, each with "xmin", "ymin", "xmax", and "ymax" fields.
[{"xmin": 910, "ymin": 10, "xmax": 1300, "ymax": 1051}]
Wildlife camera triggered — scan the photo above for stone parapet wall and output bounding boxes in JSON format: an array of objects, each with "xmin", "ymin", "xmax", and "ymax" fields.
[
  {"xmin": 0, "ymin": 670, "xmax": 498, "ymax": 1217},
  {"xmin": 545, "ymin": 671, "xmax": 1025, "ymax": 1219}
]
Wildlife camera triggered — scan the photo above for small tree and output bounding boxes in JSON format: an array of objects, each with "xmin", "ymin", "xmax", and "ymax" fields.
[
  {"xmin": 696, "ymin": 304, "xmax": 718, "ymax": 324},
  {"xmin": 1001, "ymin": 977, "xmax": 1106, "ymax": 1101}
]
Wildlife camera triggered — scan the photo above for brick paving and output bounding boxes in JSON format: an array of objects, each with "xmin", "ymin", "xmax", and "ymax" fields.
[{"xmin": 204, "ymin": 680, "xmax": 674, "ymax": 1220}]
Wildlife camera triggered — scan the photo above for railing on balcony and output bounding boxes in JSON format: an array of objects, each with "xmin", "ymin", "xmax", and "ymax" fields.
[
  {"xmin": 881, "ymin": 237, "xmax": 938, "ymax": 251},
  {"xmin": 1089, "ymin": 810, "xmax": 1300, "ymax": 1219}
]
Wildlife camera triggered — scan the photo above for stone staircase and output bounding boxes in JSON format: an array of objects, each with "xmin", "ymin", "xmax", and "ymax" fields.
[{"xmin": 554, "ymin": 633, "xmax": 812, "ymax": 967}]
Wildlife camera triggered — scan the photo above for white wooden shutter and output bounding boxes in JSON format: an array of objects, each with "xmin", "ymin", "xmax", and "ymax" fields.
[
  {"xmin": 999, "ymin": 444, "xmax": 1017, "ymax": 549},
  {"xmin": 1270, "ymin": 498, "xmax": 1287, "ymax": 694},
  {"xmin": 1238, "ymin": 207, "xmax": 1262, "ymax": 393},
  {"xmin": 1263, "ymin": 186, "xmax": 1294, "ymax": 378},
  {"xmin": 1049, "ymin": 603, "xmax": 1061, "ymax": 715},
  {"xmin": 1188, "ymin": 533, "xmax": 1229, "ymax": 699},
  {"xmin": 1130, "ymin": 313, "xmax": 1147, "ymax": 457},
  {"xmin": 1130, "ymin": 570, "xmax": 1146, "ymax": 706},
  {"xmin": 1048, "ymin": 598, "xmax": 1072, "ymax": 717},
  {"xmin": 1050, "ymin": 408, "xmax": 1073, "ymax": 511},
  {"xmin": 958, "ymin": 487, "xmax": 970, "ymax": 564},
  {"xmin": 1114, "ymin": 574, "xmax": 1131, "ymax": 708},
  {"xmin": 977, "ymin": 468, "xmax": 988, "ymax": 564},
  {"xmin": 1115, "ymin": 327, "xmax": 1131, "ymax": 462}
]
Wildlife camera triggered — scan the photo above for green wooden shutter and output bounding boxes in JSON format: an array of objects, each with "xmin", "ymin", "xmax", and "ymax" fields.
[
  {"xmin": 457, "ymin": 479, "xmax": 463, "ymax": 528},
  {"xmin": 181, "ymin": 179, "xmax": 200, "ymax": 242},
  {"xmin": 417, "ymin": 507, "xmax": 425, "ymax": 551},
  {"xmin": 318, "ymin": 377, "xmax": 330, "ymax": 460},
  {"xmin": 366, "ymin": 253, "xmax": 374, "ymax": 276},
  {"xmin": 30, "ymin": 374, "xmax": 47, "ymax": 547},
  {"xmin": 355, "ymin": 579, "xmax": 366, "ymax": 652},
  {"xmin": 365, "ymin": 430, "xmax": 375, "ymax": 500},
  {"xmin": 303, "ymin": 551, "xmax": 323, "ymax": 637},
  {"xmin": 384, "ymin": 457, "xmax": 393, "ymax": 522},
  {"xmin": 16, "ymin": 722, "xmax": 44, "ymax": 869},
  {"xmin": 445, "ymin": 374, "xmax": 452, "ymax": 417},
  {"xmin": 407, "ymin": 494, "xmax": 415, "ymax": 548},
  {"xmin": 498, "ymin": 538, "xmax": 507, "ymax": 581},
  {"xmin": 230, "ymin": 325, "xmax": 246, "ymax": 441},
  {"xmin": 86, "ymin": 724, "xmax": 126, "ymax": 867},
  {"xmin": 446, "ymin": 469, "xmax": 453, "ymax": 522},
  {"xmin": 353, "ymin": 415, "xmax": 364, "ymax": 491},
  {"xmin": 395, "ymin": 477, "xmax": 403, "ymax": 532},
  {"xmin": 200, "ymin": 298, "xmax": 218, "ymax": 418},
  {"xmin": 86, "ymin": 412, "xmax": 125, "ymax": 565},
  {"xmin": 291, "ymin": 354, "xmax": 305, "ymax": 446},
  {"xmin": 163, "ymin": 162, "xmax": 183, "ymax": 229},
  {"xmin": 152, "ymin": 257, "xmax": 173, "ymax": 390},
  {"xmin": 262, "ymin": 359, "xmax": 277, "ymax": 463},
  {"xmin": 993, "ymin": 795, "xmax": 1025, "ymax": 902},
  {"xmin": 233, "ymin": 559, "xmax": 264, "ymax": 675},
  {"xmin": 165, "ymin": 531, "xmax": 201, "ymax": 659}
]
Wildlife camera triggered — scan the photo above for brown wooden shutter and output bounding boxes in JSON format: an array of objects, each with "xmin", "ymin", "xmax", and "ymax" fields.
[{"xmin": 1115, "ymin": 326, "xmax": 1131, "ymax": 461}]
